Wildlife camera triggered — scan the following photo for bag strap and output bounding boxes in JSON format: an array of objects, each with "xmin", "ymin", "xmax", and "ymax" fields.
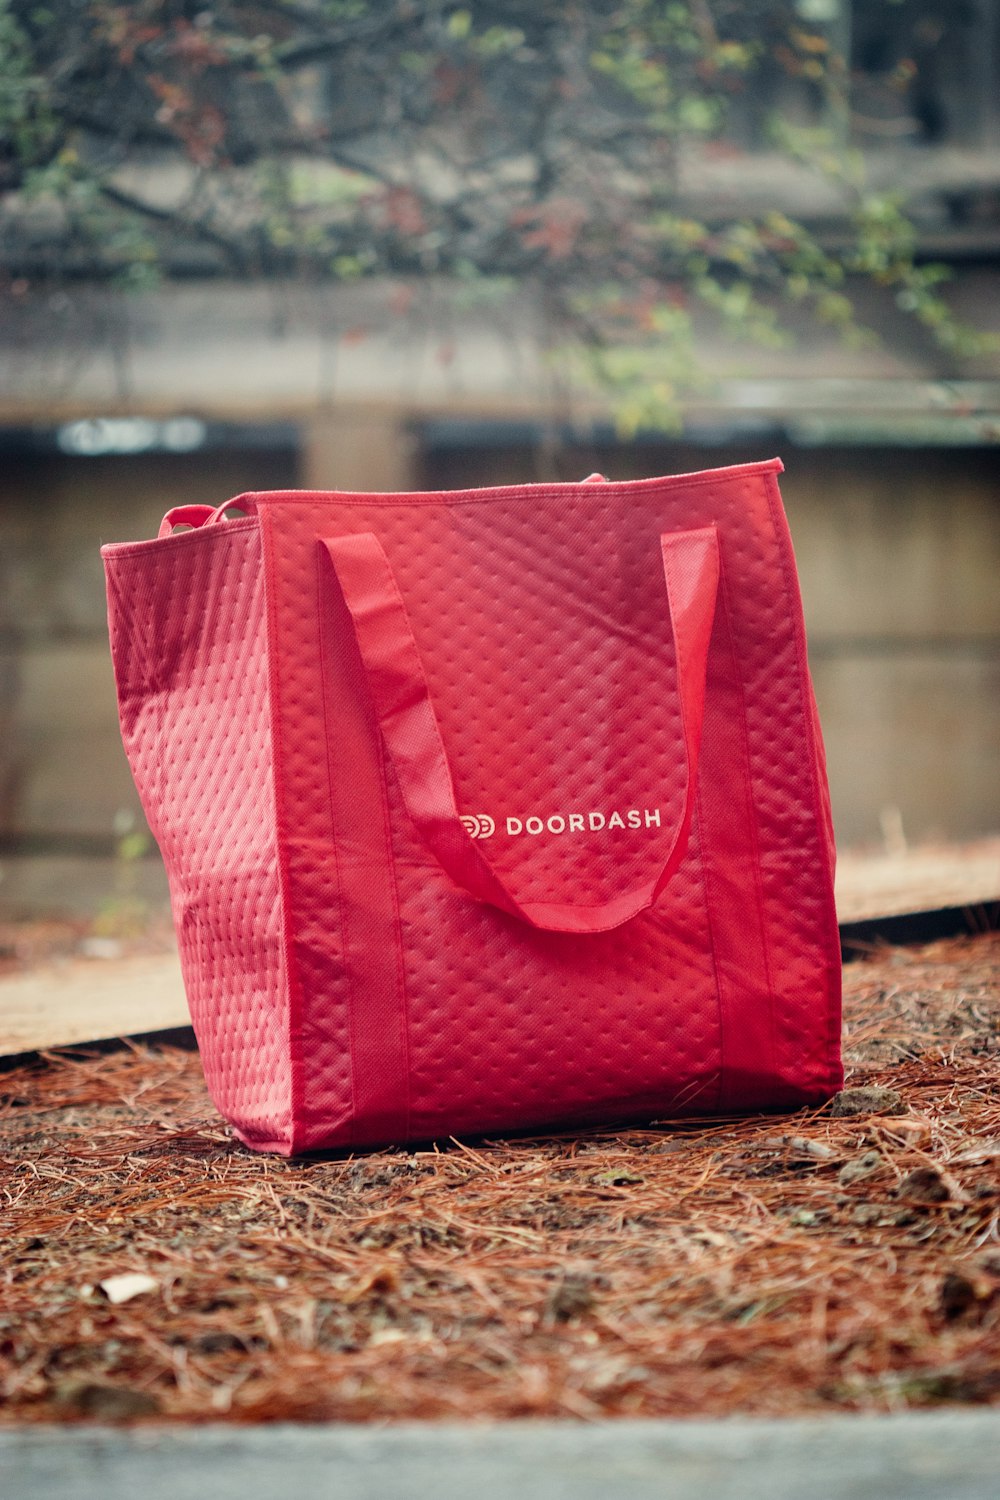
[
  {"xmin": 158, "ymin": 496, "xmax": 258, "ymax": 538},
  {"xmin": 321, "ymin": 525, "xmax": 719, "ymax": 934}
]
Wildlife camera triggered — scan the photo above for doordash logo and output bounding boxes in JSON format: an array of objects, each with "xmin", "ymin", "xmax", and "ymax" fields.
[
  {"xmin": 460, "ymin": 809, "xmax": 661, "ymax": 838},
  {"xmin": 459, "ymin": 814, "xmax": 496, "ymax": 839}
]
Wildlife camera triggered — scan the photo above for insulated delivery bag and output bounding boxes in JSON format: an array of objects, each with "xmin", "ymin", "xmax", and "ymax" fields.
[{"xmin": 102, "ymin": 458, "xmax": 843, "ymax": 1153}]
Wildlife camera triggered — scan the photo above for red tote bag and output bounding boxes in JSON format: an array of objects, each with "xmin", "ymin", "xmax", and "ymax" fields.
[{"xmin": 102, "ymin": 458, "xmax": 842, "ymax": 1154}]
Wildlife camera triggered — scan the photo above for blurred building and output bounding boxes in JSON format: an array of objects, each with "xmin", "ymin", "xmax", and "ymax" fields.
[{"xmin": 1, "ymin": 0, "xmax": 998, "ymax": 912}]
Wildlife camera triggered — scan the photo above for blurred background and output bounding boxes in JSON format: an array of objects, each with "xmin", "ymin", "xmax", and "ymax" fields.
[{"xmin": 0, "ymin": 0, "xmax": 997, "ymax": 921}]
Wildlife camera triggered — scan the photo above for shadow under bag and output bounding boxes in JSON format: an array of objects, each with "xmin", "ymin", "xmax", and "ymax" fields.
[{"xmin": 102, "ymin": 459, "xmax": 843, "ymax": 1153}]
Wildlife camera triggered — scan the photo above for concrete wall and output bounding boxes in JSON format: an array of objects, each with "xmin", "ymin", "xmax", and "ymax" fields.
[
  {"xmin": 0, "ymin": 425, "xmax": 996, "ymax": 918},
  {"xmin": 780, "ymin": 448, "xmax": 1000, "ymax": 847},
  {"xmin": 0, "ymin": 447, "xmax": 299, "ymax": 849}
]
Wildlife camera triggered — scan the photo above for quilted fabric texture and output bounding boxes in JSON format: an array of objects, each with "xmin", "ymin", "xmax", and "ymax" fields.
[
  {"xmin": 103, "ymin": 522, "xmax": 292, "ymax": 1149},
  {"xmin": 103, "ymin": 458, "xmax": 842, "ymax": 1154}
]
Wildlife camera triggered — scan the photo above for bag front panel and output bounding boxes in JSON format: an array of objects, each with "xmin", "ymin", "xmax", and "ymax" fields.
[
  {"xmin": 257, "ymin": 490, "xmax": 706, "ymax": 1147},
  {"xmin": 256, "ymin": 459, "xmax": 840, "ymax": 1147},
  {"xmin": 103, "ymin": 524, "xmax": 295, "ymax": 1150}
]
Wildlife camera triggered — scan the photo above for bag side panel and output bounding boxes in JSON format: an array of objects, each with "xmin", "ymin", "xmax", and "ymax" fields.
[
  {"xmin": 743, "ymin": 470, "xmax": 842, "ymax": 1097},
  {"xmin": 103, "ymin": 523, "xmax": 294, "ymax": 1151}
]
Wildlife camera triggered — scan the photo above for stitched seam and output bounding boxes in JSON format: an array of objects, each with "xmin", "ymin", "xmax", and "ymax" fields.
[
  {"xmin": 763, "ymin": 468, "xmax": 841, "ymax": 1080},
  {"xmin": 101, "ymin": 518, "xmax": 258, "ymax": 558},
  {"xmin": 372, "ymin": 738, "xmax": 413, "ymax": 1145},
  {"xmin": 718, "ymin": 548, "xmax": 778, "ymax": 1094},
  {"xmin": 693, "ymin": 776, "xmax": 726, "ymax": 1116},
  {"xmin": 260, "ymin": 509, "xmax": 305, "ymax": 1153},
  {"xmin": 316, "ymin": 551, "xmax": 358, "ymax": 1148},
  {"xmin": 243, "ymin": 460, "xmax": 784, "ymax": 509}
]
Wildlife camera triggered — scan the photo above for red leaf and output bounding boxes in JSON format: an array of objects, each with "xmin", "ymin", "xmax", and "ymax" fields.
[
  {"xmin": 380, "ymin": 187, "xmax": 428, "ymax": 238},
  {"xmin": 511, "ymin": 198, "xmax": 588, "ymax": 261}
]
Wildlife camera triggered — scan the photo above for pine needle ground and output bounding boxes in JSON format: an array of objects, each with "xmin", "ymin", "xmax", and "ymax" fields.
[{"xmin": 1, "ymin": 933, "xmax": 998, "ymax": 1424}]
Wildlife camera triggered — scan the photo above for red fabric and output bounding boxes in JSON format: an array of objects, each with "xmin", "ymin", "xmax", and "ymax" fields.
[
  {"xmin": 321, "ymin": 525, "xmax": 718, "ymax": 932},
  {"xmin": 103, "ymin": 458, "xmax": 842, "ymax": 1153}
]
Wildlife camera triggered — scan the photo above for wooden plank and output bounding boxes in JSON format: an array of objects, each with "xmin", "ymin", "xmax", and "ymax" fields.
[
  {"xmin": 835, "ymin": 838, "xmax": 1000, "ymax": 924},
  {"xmin": 0, "ymin": 951, "xmax": 188, "ymax": 1057},
  {"xmin": 0, "ymin": 841, "xmax": 996, "ymax": 1057}
]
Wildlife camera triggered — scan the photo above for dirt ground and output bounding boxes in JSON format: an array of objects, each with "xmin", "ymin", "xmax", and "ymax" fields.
[{"xmin": 1, "ymin": 933, "xmax": 998, "ymax": 1425}]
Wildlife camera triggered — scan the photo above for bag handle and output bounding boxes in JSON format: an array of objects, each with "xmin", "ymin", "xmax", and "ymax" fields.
[
  {"xmin": 158, "ymin": 496, "xmax": 258, "ymax": 538},
  {"xmin": 321, "ymin": 525, "xmax": 719, "ymax": 934}
]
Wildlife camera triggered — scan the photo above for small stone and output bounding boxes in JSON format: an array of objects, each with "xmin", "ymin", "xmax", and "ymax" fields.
[
  {"xmin": 897, "ymin": 1165, "xmax": 966, "ymax": 1204},
  {"xmin": 838, "ymin": 1150, "xmax": 885, "ymax": 1186},
  {"xmin": 546, "ymin": 1275, "xmax": 597, "ymax": 1324},
  {"xmin": 53, "ymin": 1381, "xmax": 162, "ymax": 1420},
  {"xmin": 593, "ymin": 1170, "xmax": 644, "ymax": 1187},
  {"xmin": 939, "ymin": 1269, "xmax": 998, "ymax": 1322},
  {"xmin": 940, "ymin": 1271, "xmax": 976, "ymax": 1319},
  {"xmin": 830, "ymin": 1086, "xmax": 907, "ymax": 1118},
  {"xmin": 99, "ymin": 1272, "xmax": 159, "ymax": 1305}
]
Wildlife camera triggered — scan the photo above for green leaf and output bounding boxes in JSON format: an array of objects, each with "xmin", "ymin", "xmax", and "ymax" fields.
[{"xmin": 446, "ymin": 10, "xmax": 472, "ymax": 41}]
